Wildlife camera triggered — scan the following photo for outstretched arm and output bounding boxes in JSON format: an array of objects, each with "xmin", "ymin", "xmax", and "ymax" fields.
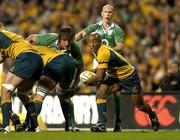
[{"xmin": 75, "ymin": 31, "xmax": 87, "ymax": 41}]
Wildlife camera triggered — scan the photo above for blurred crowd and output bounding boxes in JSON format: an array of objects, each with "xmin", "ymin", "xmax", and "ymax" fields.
[{"xmin": 0, "ymin": 0, "xmax": 179, "ymax": 92}]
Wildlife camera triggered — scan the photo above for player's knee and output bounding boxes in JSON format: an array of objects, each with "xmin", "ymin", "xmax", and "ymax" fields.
[
  {"xmin": 136, "ymin": 104, "xmax": 146, "ymax": 111},
  {"xmin": 36, "ymin": 86, "xmax": 49, "ymax": 99},
  {"xmin": 2, "ymin": 83, "xmax": 16, "ymax": 92},
  {"xmin": 96, "ymin": 90, "xmax": 106, "ymax": 98},
  {"xmin": 17, "ymin": 90, "xmax": 32, "ymax": 95},
  {"xmin": 17, "ymin": 90, "xmax": 32, "ymax": 104}
]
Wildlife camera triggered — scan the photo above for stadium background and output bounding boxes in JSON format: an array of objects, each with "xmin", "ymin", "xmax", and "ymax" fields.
[{"xmin": 0, "ymin": 0, "xmax": 180, "ymax": 130}]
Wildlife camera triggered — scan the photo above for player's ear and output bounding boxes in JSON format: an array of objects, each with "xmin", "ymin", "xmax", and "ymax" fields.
[{"xmin": 101, "ymin": 11, "xmax": 103, "ymax": 16}]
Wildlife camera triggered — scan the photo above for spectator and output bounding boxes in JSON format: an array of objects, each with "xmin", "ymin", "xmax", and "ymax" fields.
[{"xmin": 159, "ymin": 60, "xmax": 180, "ymax": 91}]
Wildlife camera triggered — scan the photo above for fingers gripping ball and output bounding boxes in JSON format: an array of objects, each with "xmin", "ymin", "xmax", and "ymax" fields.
[{"xmin": 80, "ymin": 71, "xmax": 96, "ymax": 82}]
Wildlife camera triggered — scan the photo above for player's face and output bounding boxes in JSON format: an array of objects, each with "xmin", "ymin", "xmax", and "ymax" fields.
[
  {"xmin": 101, "ymin": 5, "xmax": 114, "ymax": 22},
  {"xmin": 88, "ymin": 35, "xmax": 101, "ymax": 53},
  {"xmin": 168, "ymin": 62, "xmax": 179, "ymax": 74},
  {"xmin": 58, "ymin": 38, "xmax": 72, "ymax": 51}
]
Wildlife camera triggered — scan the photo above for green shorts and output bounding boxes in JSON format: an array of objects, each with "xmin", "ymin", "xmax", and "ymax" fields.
[{"xmin": 10, "ymin": 52, "xmax": 43, "ymax": 80}]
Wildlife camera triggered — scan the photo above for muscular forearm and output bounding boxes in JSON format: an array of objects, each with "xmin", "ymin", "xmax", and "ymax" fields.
[{"xmin": 75, "ymin": 31, "xmax": 87, "ymax": 41}]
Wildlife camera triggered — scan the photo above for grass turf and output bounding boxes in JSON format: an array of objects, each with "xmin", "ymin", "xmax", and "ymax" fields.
[{"xmin": 0, "ymin": 131, "xmax": 180, "ymax": 140}]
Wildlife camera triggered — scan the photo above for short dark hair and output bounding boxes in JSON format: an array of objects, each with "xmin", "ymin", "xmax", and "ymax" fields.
[{"xmin": 58, "ymin": 26, "xmax": 75, "ymax": 41}]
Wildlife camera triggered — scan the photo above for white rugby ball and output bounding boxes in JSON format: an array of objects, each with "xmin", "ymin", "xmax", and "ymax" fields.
[{"xmin": 80, "ymin": 71, "xmax": 96, "ymax": 82}]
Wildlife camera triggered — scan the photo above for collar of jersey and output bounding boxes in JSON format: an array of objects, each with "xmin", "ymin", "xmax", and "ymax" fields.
[{"xmin": 98, "ymin": 21, "xmax": 115, "ymax": 28}]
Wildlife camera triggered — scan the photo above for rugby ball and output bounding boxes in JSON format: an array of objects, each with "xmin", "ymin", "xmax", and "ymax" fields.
[{"xmin": 80, "ymin": 71, "xmax": 96, "ymax": 82}]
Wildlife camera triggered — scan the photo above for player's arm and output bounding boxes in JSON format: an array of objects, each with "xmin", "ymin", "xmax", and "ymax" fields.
[
  {"xmin": 26, "ymin": 33, "xmax": 58, "ymax": 46},
  {"xmin": 113, "ymin": 26, "xmax": 125, "ymax": 53},
  {"xmin": 84, "ymin": 68, "xmax": 106, "ymax": 86},
  {"xmin": 75, "ymin": 24, "xmax": 98, "ymax": 41},
  {"xmin": 72, "ymin": 64, "xmax": 84, "ymax": 88},
  {"xmin": 113, "ymin": 42, "xmax": 124, "ymax": 52},
  {"xmin": 85, "ymin": 47, "xmax": 109, "ymax": 86},
  {"xmin": 75, "ymin": 31, "xmax": 87, "ymax": 41}
]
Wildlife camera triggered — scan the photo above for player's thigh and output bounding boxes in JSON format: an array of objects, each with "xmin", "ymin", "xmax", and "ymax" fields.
[
  {"xmin": 18, "ymin": 79, "xmax": 36, "ymax": 92},
  {"xmin": 131, "ymin": 93, "xmax": 144, "ymax": 106},
  {"xmin": 2, "ymin": 72, "xmax": 24, "ymax": 99},
  {"xmin": 39, "ymin": 75, "xmax": 56, "ymax": 91},
  {"xmin": 108, "ymin": 83, "xmax": 122, "ymax": 95},
  {"xmin": 11, "ymin": 52, "xmax": 43, "ymax": 80},
  {"xmin": 96, "ymin": 84, "xmax": 109, "ymax": 98},
  {"xmin": 4, "ymin": 71, "xmax": 15, "ymax": 83}
]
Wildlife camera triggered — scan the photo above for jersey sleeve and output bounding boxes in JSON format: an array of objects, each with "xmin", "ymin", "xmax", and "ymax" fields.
[
  {"xmin": 114, "ymin": 25, "xmax": 125, "ymax": 43},
  {"xmin": 70, "ymin": 41, "xmax": 84, "ymax": 66},
  {"xmin": 83, "ymin": 23, "xmax": 98, "ymax": 34},
  {"xmin": 35, "ymin": 33, "xmax": 58, "ymax": 46},
  {"xmin": 97, "ymin": 47, "xmax": 110, "ymax": 69}
]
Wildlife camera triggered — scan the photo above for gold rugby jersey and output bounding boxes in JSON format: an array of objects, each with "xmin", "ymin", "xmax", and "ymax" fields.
[
  {"xmin": 0, "ymin": 29, "xmax": 34, "ymax": 59},
  {"xmin": 94, "ymin": 45, "xmax": 135, "ymax": 79},
  {"xmin": 31, "ymin": 45, "xmax": 65, "ymax": 65}
]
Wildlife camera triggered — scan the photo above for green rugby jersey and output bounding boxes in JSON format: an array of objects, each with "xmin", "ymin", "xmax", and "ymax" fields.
[
  {"xmin": 84, "ymin": 21, "xmax": 124, "ymax": 48},
  {"xmin": 35, "ymin": 33, "xmax": 83, "ymax": 66}
]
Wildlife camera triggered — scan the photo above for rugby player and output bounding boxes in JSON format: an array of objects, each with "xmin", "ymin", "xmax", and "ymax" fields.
[
  {"xmin": 85, "ymin": 33, "xmax": 159, "ymax": 132},
  {"xmin": 25, "ymin": 26, "xmax": 83, "ymax": 131},
  {"xmin": 75, "ymin": 4, "xmax": 124, "ymax": 132},
  {"xmin": 0, "ymin": 25, "xmax": 43, "ymax": 133}
]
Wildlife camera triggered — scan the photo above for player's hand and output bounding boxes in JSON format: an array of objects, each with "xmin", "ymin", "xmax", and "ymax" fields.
[
  {"xmin": 85, "ymin": 80, "xmax": 102, "ymax": 86},
  {"xmin": 26, "ymin": 35, "xmax": 36, "ymax": 44}
]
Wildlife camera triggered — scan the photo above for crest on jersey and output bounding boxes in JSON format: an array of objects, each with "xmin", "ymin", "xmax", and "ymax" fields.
[{"xmin": 102, "ymin": 39, "xmax": 109, "ymax": 46}]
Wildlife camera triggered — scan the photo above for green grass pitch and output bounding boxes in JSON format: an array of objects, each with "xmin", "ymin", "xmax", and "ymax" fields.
[{"xmin": 0, "ymin": 131, "xmax": 180, "ymax": 140}]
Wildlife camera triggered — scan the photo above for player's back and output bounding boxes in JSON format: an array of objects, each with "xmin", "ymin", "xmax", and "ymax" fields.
[
  {"xmin": 0, "ymin": 29, "xmax": 34, "ymax": 59},
  {"xmin": 32, "ymin": 45, "xmax": 65, "ymax": 65},
  {"xmin": 97, "ymin": 45, "xmax": 134, "ymax": 79}
]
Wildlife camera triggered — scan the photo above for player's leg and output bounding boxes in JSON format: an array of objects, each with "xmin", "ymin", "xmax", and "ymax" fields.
[
  {"xmin": 33, "ymin": 75, "xmax": 56, "ymax": 115},
  {"xmin": 91, "ymin": 84, "xmax": 108, "ymax": 132},
  {"xmin": 19, "ymin": 76, "xmax": 55, "ymax": 131},
  {"xmin": 121, "ymin": 69, "xmax": 159, "ymax": 131},
  {"xmin": 1, "ymin": 72, "xmax": 23, "ymax": 133},
  {"xmin": 58, "ymin": 93, "xmax": 79, "ymax": 132},
  {"xmin": 56, "ymin": 54, "xmax": 77, "ymax": 131},
  {"xmin": 58, "ymin": 95, "xmax": 72, "ymax": 131},
  {"xmin": 131, "ymin": 93, "xmax": 159, "ymax": 131},
  {"xmin": 16, "ymin": 52, "xmax": 43, "ymax": 132},
  {"xmin": 17, "ymin": 79, "xmax": 38, "ymax": 131},
  {"xmin": 108, "ymin": 83, "xmax": 122, "ymax": 132}
]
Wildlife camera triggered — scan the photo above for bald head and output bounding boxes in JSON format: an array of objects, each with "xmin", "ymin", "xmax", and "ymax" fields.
[
  {"xmin": 101, "ymin": 4, "xmax": 114, "ymax": 23},
  {"xmin": 102, "ymin": 4, "xmax": 114, "ymax": 12}
]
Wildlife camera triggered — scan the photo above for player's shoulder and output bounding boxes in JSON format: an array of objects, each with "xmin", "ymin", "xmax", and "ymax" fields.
[
  {"xmin": 99, "ymin": 45, "xmax": 110, "ymax": 52},
  {"xmin": 88, "ymin": 21, "xmax": 102, "ymax": 28},
  {"xmin": 71, "ymin": 40, "xmax": 79, "ymax": 48},
  {"xmin": 46, "ymin": 33, "xmax": 58, "ymax": 37},
  {"xmin": 113, "ymin": 23, "xmax": 123, "ymax": 30}
]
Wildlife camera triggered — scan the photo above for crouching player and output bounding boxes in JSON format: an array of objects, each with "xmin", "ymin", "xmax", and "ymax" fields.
[
  {"xmin": 26, "ymin": 26, "xmax": 83, "ymax": 131},
  {"xmin": 0, "ymin": 25, "xmax": 43, "ymax": 133},
  {"xmin": 84, "ymin": 33, "xmax": 159, "ymax": 132},
  {"xmin": 16, "ymin": 45, "xmax": 76, "ymax": 131}
]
